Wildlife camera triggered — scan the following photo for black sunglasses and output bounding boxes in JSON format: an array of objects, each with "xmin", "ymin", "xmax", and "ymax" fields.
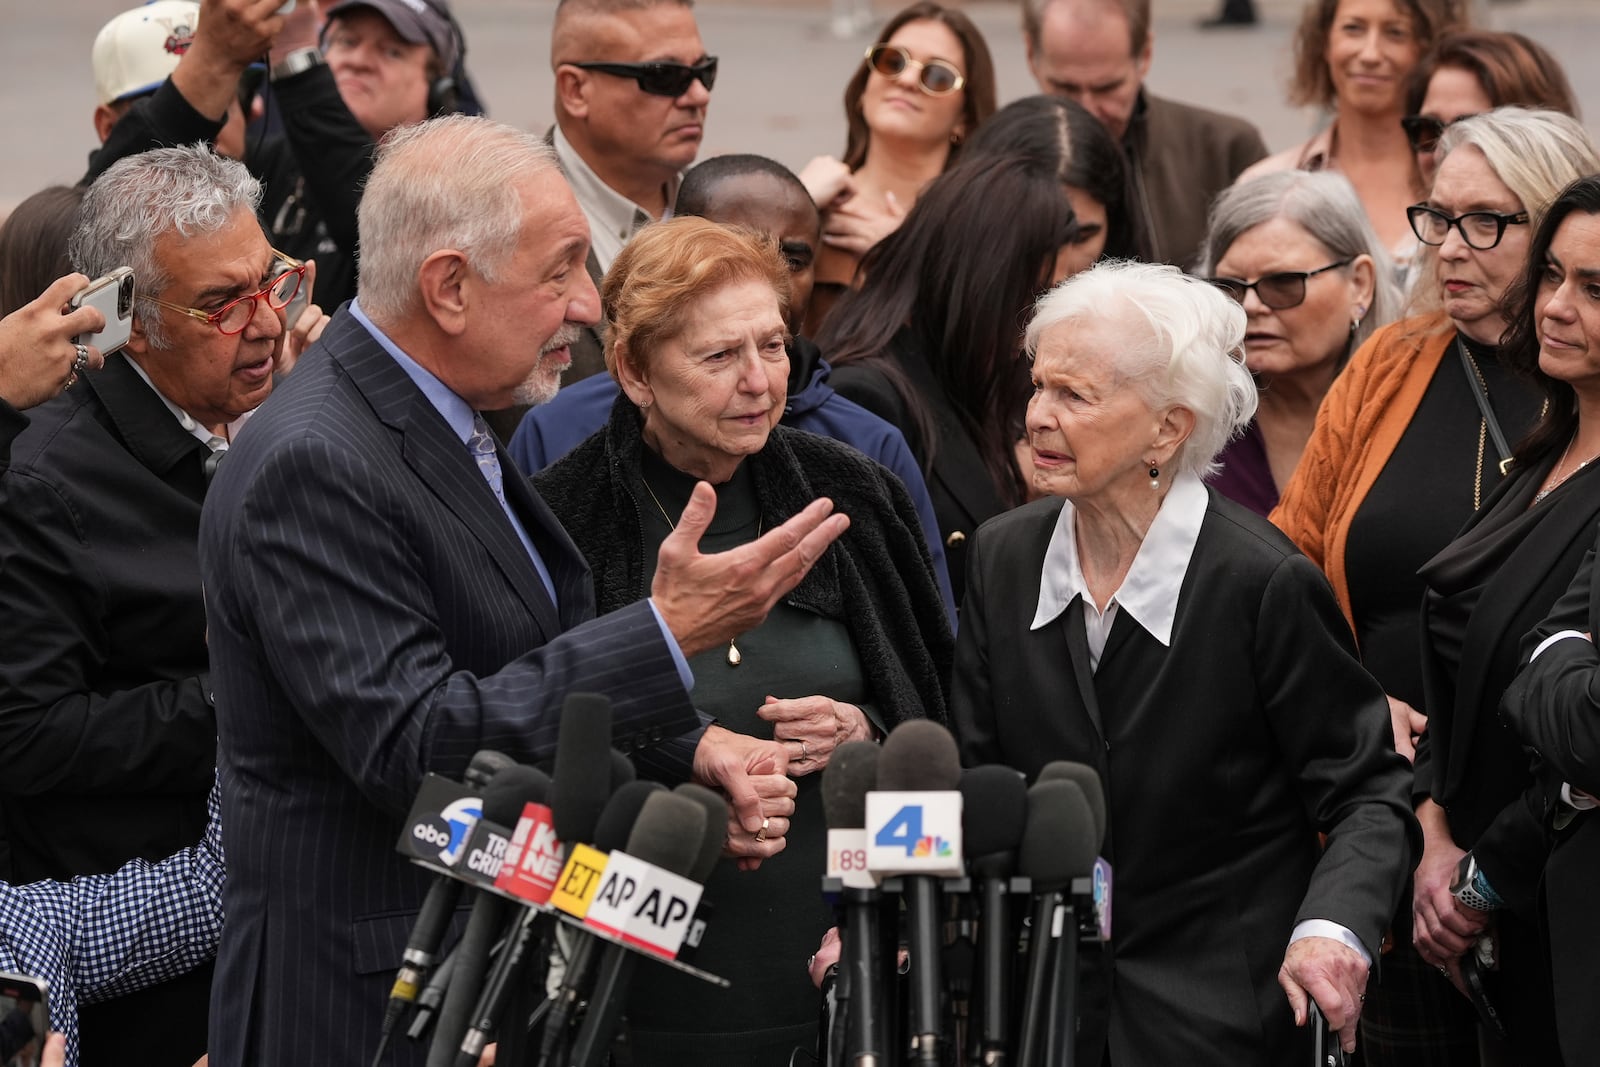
[
  {"xmin": 1206, "ymin": 259, "xmax": 1353, "ymax": 310},
  {"xmin": 571, "ymin": 56, "xmax": 718, "ymax": 97},
  {"xmin": 1407, "ymin": 204, "xmax": 1529, "ymax": 251},
  {"xmin": 1400, "ymin": 112, "xmax": 1480, "ymax": 155}
]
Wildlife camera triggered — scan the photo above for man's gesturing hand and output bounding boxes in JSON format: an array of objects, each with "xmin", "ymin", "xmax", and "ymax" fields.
[{"xmin": 652, "ymin": 482, "xmax": 850, "ymax": 658}]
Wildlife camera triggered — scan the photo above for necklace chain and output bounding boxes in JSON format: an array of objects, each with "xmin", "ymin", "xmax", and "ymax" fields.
[
  {"xmin": 1535, "ymin": 434, "xmax": 1598, "ymax": 505},
  {"xmin": 638, "ymin": 476, "xmax": 757, "ymax": 667}
]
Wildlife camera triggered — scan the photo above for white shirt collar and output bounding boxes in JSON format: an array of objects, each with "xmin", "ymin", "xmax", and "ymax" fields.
[
  {"xmin": 121, "ymin": 355, "xmax": 252, "ymax": 453},
  {"xmin": 550, "ymin": 126, "xmax": 677, "ymax": 273},
  {"xmin": 1031, "ymin": 471, "xmax": 1209, "ymax": 651}
]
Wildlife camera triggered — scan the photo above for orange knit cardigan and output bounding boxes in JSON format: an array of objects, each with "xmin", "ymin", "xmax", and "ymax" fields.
[{"xmin": 1271, "ymin": 316, "xmax": 1455, "ymax": 632}]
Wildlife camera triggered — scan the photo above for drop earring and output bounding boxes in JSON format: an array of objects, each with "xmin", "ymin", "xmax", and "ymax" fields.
[
  {"xmin": 1148, "ymin": 461, "xmax": 1160, "ymax": 489},
  {"xmin": 1350, "ymin": 303, "xmax": 1367, "ymax": 336}
]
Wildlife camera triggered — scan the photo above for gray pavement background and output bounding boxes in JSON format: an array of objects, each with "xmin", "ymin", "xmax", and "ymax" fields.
[{"xmin": 3, "ymin": 0, "xmax": 1597, "ymax": 215}]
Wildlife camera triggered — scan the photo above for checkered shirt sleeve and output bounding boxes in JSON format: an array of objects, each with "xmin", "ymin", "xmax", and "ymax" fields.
[{"xmin": 0, "ymin": 777, "xmax": 224, "ymax": 1066}]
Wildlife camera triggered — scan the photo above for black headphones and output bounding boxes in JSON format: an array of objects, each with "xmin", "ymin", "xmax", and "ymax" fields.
[
  {"xmin": 317, "ymin": 0, "xmax": 468, "ymax": 117},
  {"xmin": 417, "ymin": 0, "xmax": 467, "ymax": 117}
]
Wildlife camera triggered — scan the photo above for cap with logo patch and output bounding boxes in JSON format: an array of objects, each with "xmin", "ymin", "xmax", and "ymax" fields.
[{"xmin": 92, "ymin": 0, "xmax": 201, "ymax": 106}]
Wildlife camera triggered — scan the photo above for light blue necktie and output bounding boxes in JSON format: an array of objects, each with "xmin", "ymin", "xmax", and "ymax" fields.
[{"xmin": 467, "ymin": 413, "xmax": 508, "ymax": 509}]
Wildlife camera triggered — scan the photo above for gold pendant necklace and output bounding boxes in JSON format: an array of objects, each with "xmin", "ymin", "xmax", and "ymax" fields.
[{"xmin": 639, "ymin": 476, "xmax": 759, "ymax": 666}]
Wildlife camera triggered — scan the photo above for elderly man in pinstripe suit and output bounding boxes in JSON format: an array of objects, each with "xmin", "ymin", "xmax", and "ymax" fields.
[{"xmin": 197, "ymin": 114, "xmax": 850, "ymax": 1067}]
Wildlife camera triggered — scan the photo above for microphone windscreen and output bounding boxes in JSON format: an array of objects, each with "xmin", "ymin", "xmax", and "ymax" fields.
[
  {"xmin": 877, "ymin": 720, "xmax": 960, "ymax": 792},
  {"xmin": 821, "ymin": 741, "xmax": 880, "ymax": 830},
  {"xmin": 961, "ymin": 764, "xmax": 1028, "ymax": 870},
  {"xmin": 609, "ymin": 749, "xmax": 637, "ymax": 790},
  {"xmin": 552, "ymin": 692, "xmax": 614, "ymax": 844},
  {"xmin": 625, "ymin": 791, "xmax": 707, "ymax": 879},
  {"xmin": 1018, "ymin": 779, "xmax": 1097, "ymax": 891},
  {"xmin": 1038, "ymin": 761, "xmax": 1106, "ymax": 848},
  {"xmin": 672, "ymin": 783, "xmax": 729, "ymax": 883},
  {"xmin": 592, "ymin": 781, "xmax": 665, "ymax": 852},
  {"xmin": 465, "ymin": 749, "xmax": 517, "ymax": 789},
  {"xmin": 481, "ymin": 764, "xmax": 551, "ymax": 826}
]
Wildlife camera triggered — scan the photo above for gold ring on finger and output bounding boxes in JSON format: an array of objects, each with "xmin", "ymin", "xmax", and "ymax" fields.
[{"xmin": 755, "ymin": 816, "xmax": 770, "ymax": 843}]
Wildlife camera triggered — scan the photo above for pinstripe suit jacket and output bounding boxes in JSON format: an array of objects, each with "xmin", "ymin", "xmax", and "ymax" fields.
[{"xmin": 198, "ymin": 308, "xmax": 700, "ymax": 1067}]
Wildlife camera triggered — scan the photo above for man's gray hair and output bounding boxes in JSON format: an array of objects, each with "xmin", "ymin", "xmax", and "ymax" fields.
[
  {"xmin": 1198, "ymin": 170, "xmax": 1401, "ymax": 352},
  {"xmin": 69, "ymin": 143, "xmax": 262, "ymax": 350},
  {"xmin": 356, "ymin": 115, "xmax": 561, "ymax": 324},
  {"xmin": 1026, "ymin": 260, "xmax": 1257, "ymax": 480}
]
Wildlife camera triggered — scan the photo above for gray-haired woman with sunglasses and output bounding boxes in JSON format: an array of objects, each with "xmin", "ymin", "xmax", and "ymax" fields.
[
  {"xmin": 1199, "ymin": 170, "xmax": 1400, "ymax": 515},
  {"xmin": 1273, "ymin": 108, "xmax": 1599, "ymax": 1066},
  {"xmin": 797, "ymin": 0, "xmax": 995, "ymax": 336}
]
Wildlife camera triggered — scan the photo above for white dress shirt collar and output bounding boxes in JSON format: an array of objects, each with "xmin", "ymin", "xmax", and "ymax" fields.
[
  {"xmin": 122, "ymin": 354, "xmax": 252, "ymax": 452},
  {"xmin": 1031, "ymin": 472, "xmax": 1209, "ymax": 669},
  {"xmin": 551, "ymin": 126, "xmax": 677, "ymax": 274}
]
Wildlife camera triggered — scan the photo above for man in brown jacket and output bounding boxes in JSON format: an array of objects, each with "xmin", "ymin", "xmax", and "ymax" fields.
[{"xmin": 1023, "ymin": 0, "xmax": 1266, "ymax": 270}]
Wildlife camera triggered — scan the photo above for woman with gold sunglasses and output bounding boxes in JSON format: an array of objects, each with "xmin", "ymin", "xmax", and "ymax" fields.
[{"xmin": 798, "ymin": 0, "xmax": 995, "ymax": 336}]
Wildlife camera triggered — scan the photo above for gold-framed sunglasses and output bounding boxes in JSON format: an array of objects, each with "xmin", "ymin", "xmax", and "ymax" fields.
[
  {"xmin": 146, "ymin": 249, "xmax": 307, "ymax": 336},
  {"xmin": 864, "ymin": 43, "xmax": 965, "ymax": 96}
]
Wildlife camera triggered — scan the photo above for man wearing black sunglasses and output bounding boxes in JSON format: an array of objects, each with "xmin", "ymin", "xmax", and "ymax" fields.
[{"xmin": 545, "ymin": 0, "xmax": 714, "ymax": 387}]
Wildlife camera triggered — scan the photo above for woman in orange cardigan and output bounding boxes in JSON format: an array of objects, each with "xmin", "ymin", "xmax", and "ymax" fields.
[{"xmin": 1272, "ymin": 108, "xmax": 1599, "ymax": 1065}]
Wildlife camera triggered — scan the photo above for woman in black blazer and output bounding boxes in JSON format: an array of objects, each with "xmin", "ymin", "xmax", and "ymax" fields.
[
  {"xmin": 951, "ymin": 261, "xmax": 1416, "ymax": 1065},
  {"xmin": 1412, "ymin": 175, "xmax": 1600, "ymax": 1065}
]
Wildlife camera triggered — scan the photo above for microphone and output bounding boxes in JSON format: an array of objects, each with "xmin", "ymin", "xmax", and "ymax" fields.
[
  {"xmin": 535, "ymin": 780, "xmax": 667, "ymax": 1067},
  {"xmin": 426, "ymin": 764, "xmax": 551, "ymax": 1067},
  {"xmin": 961, "ymin": 764, "xmax": 1029, "ymax": 1067},
  {"xmin": 375, "ymin": 749, "xmax": 515, "ymax": 1065},
  {"xmin": 568, "ymin": 790, "xmax": 716, "ymax": 1067},
  {"xmin": 822, "ymin": 740, "xmax": 885, "ymax": 1067},
  {"xmin": 555, "ymin": 694, "xmax": 616, "ymax": 845},
  {"xmin": 1037, "ymin": 762, "xmax": 1111, "ymax": 943},
  {"xmin": 873, "ymin": 721, "xmax": 963, "ymax": 1066},
  {"xmin": 1015, "ymin": 779, "xmax": 1097, "ymax": 1067},
  {"xmin": 609, "ymin": 748, "xmax": 637, "ymax": 790}
]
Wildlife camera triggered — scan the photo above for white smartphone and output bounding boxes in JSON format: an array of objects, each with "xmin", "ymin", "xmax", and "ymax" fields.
[
  {"xmin": 0, "ymin": 970, "xmax": 49, "ymax": 1065},
  {"xmin": 282, "ymin": 258, "xmax": 313, "ymax": 331},
  {"xmin": 69, "ymin": 267, "xmax": 135, "ymax": 357},
  {"xmin": 277, "ymin": 0, "xmax": 296, "ymax": 13}
]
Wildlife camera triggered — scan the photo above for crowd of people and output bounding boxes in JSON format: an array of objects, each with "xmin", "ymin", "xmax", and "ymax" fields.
[{"xmin": 0, "ymin": 0, "xmax": 1595, "ymax": 1064}]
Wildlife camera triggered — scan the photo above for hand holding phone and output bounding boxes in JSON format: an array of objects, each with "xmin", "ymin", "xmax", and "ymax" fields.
[
  {"xmin": 69, "ymin": 268, "xmax": 135, "ymax": 357},
  {"xmin": 0, "ymin": 971, "xmax": 50, "ymax": 1063}
]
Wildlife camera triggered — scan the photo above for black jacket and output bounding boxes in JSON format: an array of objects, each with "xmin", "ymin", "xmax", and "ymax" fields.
[
  {"xmin": 83, "ymin": 64, "xmax": 372, "ymax": 308},
  {"xmin": 0, "ymin": 355, "xmax": 215, "ymax": 881},
  {"xmin": 952, "ymin": 489, "xmax": 1416, "ymax": 1065},
  {"xmin": 828, "ymin": 330, "xmax": 1013, "ymax": 608},
  {"xmin": 535, "ymin": 396, "xmax": 953, "ymax": 726}
]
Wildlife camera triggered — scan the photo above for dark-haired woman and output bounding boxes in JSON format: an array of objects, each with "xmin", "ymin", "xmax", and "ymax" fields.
[
  {"xmin": 819, "ymin": 148, "xmax": 1087, "ymax": 604},
  {"xmin": 1410, "ymin": 174, "xmax": 1600, "ymax": 1066},
  {"xmin": 799, "ymin": 1, "xmax": 996, "ymax": 336},
  {"xmin": 1500, "ymin": 181, "xmax": 1600, "ymax": 1067},
  {"xmin": 1403, "ymin": 29, "xmax": 1581, "ymax": 191},
  {"xmin": 964, "ymin": 94, "xmax": 1145, "ymax": 265}
]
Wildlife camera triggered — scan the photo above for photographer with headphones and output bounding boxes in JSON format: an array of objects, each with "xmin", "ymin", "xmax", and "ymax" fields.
[{"xmin": 81, "ymin": 0, "xmax": 472, "ymax": 311}]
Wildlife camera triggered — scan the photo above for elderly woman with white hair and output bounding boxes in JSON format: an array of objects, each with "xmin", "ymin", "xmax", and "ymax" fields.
[
  {"xmin": 951, "ymin": 260, "xmax": 1416, "ymax": 1064},
  {"xmin": 1199, "ymin": 171, "xmax": 1401, "ymax": 515}
]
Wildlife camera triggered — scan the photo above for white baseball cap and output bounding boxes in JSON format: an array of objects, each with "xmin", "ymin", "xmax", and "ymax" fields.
[{"xmin": 92, "ymin": 0, "xmax": 201, "ymax": 106}]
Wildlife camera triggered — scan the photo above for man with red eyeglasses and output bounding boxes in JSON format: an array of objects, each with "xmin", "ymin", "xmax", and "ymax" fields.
[
  {"xmin": 539, "ymin": 0, "xmax": 715, "ymax": 390},
  {"xmin": 0, "ymin": 144, "xmax": 324, "ymax": 1067}
]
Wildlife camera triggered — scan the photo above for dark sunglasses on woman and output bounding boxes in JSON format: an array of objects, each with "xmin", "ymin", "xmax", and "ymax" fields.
[
  {"xmin": 864, "ymin": 43, "xmax": 965, "ymax": 96},
  {"xmin": 571, "ymin": 56, "xmax": 718, "ymax": 97},
  {"xmin": 1205, "ymin": 258, "xmax": 1352, "ymax": 310},
  {"xmin": 1400, "ymin": 112, "xmax": 1479, "ymax": 155}
]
